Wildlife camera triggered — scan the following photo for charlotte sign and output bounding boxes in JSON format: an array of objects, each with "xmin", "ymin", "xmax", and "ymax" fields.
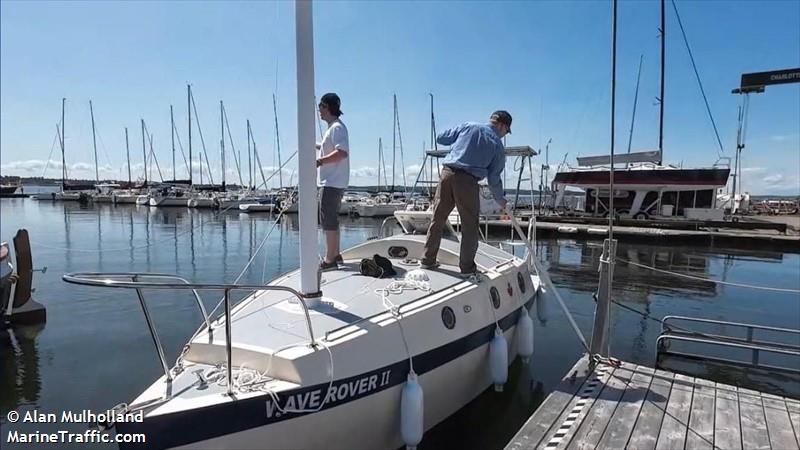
[{"xmin": 740, "ymin": 68, "xmax": 800, "ymax": 89}]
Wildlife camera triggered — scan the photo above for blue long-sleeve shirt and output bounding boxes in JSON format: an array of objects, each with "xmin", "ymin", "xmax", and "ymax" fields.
[{"xmin": 438, "ymin": 122, "xmax": 506, "ymax": 203}]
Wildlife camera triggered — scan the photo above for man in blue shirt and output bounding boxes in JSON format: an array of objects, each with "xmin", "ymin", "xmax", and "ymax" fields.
[{"xmin": 421, "ymin": 111, "xmax": 511, "ymax": 276}]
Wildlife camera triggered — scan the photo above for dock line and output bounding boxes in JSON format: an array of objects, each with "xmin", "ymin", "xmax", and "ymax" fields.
[{"xmin": 618, "ymin": 258, "xmax": 800, "ymax": 293}]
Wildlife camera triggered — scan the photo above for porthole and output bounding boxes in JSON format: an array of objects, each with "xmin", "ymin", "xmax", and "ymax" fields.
[
  {"xmin": 517, "ymin": 272, "xmax": 527, "ymax": 294},
  {"xmin": 490, "ymin": 287, "xmax": 501, "ymax": 309},
  {"xmin": 441, "ymin": 306, "xmax": 456, "ymax": 329},
  {"xmin": 388, "ymin": 246, "xmax": 408, "ymax": 258}
]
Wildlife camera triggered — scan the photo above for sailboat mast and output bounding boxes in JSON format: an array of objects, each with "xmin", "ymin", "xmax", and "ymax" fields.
[
  {"xmin": 125, "ymin": 127, "xmax": 132, "ymax": 186},
  {"xmin": 171, "ymin": 105, "xmax": 176, "ymax": 181},
  {"xmin": 392, "ymin": 94, "xmax": 397, "ymax": 191},
  {"xmin": 295, "ymin": 0, "xmax": 320, "ymax": 300},
  {"xmin": 61, "ymin": 98, "xmax": 66, "ymax": 190},
  {"xmin": 658, "ymin": 0, "xmax": 665, "ymax": 164},
  {"xmin": 220, "ymin": 100, "xmax": 226, "ymax": 190},
  {"xmin": 89, "ymin": 100, "xmax": 99, "ymax": 183},
  {"xmin": 188, "ymin": 84, "xmax": 193, "ymax": 186},
  {"xmin": 377, "ymin": 138, "xmax": 382, "ymax": 191},
  {"xmin": 247, "ymin": 120, "xmax": 252, "ymax": 189},
  {"xmin": 273, "ymin": 93, "xmax": 283, "ymax": 188},
  {"xmin": 141, "ymin": 119, "xmax": 147, "ymax": 186}
]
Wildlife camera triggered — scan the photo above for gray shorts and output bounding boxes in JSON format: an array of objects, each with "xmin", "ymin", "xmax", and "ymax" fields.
[{"xmin": 319, "ymin": 187, "xmax": 344, "ymax": 231}]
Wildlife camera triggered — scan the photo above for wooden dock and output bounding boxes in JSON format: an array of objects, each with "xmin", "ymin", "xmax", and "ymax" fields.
[{"xmin": 505, "ymin": 354, "xmax": 800, "ymax": 449}]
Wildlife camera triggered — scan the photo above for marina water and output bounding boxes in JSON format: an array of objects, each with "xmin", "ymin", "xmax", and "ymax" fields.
[{"xmin": 2, "ymin": 196, "xmax": 799, "ymax": 449}]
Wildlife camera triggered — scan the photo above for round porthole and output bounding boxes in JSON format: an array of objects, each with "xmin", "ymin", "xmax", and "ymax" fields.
[
  {"xmin": 517, "ymin": 272, "xmax": 527, "ymax": 294},
  {"xmin": 441, "ymin": 306, "xmax": 456, "ymax": 329},
  {"xmin": 490, "ymin": 287, "xmax": 501, "ymax": 309}
]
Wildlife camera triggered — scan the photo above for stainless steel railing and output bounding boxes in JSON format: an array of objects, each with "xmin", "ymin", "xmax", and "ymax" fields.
[
  {"xmin": 63, "ymin": 272, "xmax": 318, "ymax": 395},
  {"xmin": 657, "ymin": 315, "xmax": 800, "ymax": 374}
]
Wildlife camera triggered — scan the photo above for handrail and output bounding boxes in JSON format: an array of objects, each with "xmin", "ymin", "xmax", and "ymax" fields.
[
  {"xmin": 63, "ymin": 272, "xmax": 318, "ymax": 396},
  {"xmin": 662, "ymin": 315, "xmax": 800, "ymax": 336},
  {"xmin": 379, "ymin": 216, "xmax": 399, "ymax": 237}
]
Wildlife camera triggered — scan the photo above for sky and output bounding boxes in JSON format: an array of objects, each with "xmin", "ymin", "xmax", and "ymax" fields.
[{"xmin": 1, "ymin": 0, "xmax": 798, "ymax": 194}]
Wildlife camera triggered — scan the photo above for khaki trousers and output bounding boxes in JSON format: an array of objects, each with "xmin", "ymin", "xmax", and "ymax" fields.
[{"xmin": 423, "ymin": 166, "xmax": 480, "ymax": 274}]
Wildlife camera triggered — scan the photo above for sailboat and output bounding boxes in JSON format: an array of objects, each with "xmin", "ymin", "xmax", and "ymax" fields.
[{"xmin": 63, "ymin": 3, "xmax": 539, "ymax": 449}]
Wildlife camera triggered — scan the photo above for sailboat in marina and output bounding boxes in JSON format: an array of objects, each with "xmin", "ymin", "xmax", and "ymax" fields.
[{"xmin": 63, "ymin": 3, "xmax": 540, "ymax": 449}]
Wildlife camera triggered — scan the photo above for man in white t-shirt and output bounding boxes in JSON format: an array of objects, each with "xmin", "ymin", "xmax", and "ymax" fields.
[{"xmin": 316, "ymin": 92, "xmax": 350, "ymax": 270}]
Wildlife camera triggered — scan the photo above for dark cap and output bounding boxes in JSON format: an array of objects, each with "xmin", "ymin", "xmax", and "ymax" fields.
[
  {"xmin": 490, "ymin": 110, "xmax": 512, "ymax": 133},
  {"xmin": 320, "ymin": 92, "xmax": 342, "ymax": 116}
]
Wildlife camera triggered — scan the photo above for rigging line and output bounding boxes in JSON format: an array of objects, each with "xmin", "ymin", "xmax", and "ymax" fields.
[
  {"xmin": 222, "ymin": 106, "xmax": 244, "ymax": 186},
  {"xmin": 190, "ymin": 90, "xmax": 215, "ymax": 184},
  {"xmin": 172, "ymin": 118, "xmax": 191, "ymax": 177},
  {"xmin": 254, "ymin": 150, "xmax": 297, "ymax": 191},
  {"xmin": 617, "ymin": 258, "xmax": 800, "ymax": 293},
  {"xmin": 41, "ymin": 125, "xmax": 61, "ymax": 178},
  {"xmin": 670, "ymin": 0, "xmax": 725, "ymax": 156}
]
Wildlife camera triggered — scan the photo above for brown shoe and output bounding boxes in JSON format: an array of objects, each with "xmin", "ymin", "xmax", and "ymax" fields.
[{"xmin": 320, "ymin": 260, "xmax": 338, "ymax": 270}]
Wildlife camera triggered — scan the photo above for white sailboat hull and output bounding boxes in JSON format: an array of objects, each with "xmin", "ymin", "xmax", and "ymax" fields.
[
  {"xmin": 352, "ymin": 202, "xmax": 405, "ymax": 217},
  {"xmin": 187, "ymin": 197, "xmax": 216, "ymax": 208},
  {"xmin": 150, "ymin": 196, "xmax": 190, "ymax": 207},
  {"xmin": 173, "ymin": 326, "xmax": 522, "ymax": 450},
  {"xmin": 115, "ymin": 235, "xmax": 538, "ymax": 450}
]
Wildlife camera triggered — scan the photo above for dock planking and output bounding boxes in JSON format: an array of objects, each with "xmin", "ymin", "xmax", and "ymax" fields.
[{"xmin": 504, "ymin": 354, "xmax": 800, "ymax": 449}]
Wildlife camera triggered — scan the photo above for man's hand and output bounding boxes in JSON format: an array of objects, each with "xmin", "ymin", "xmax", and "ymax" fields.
[{"xmin": 9, "ymin": 272, "xmax": 18, "ymax": 284}]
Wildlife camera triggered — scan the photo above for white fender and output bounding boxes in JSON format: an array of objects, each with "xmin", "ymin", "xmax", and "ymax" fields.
[
  {"xmin": 516, "ymin": 308, "xmax": 534, "ymax": 363},
  {"xmin": 489, "ymin": 327, "xmax": 508, "ymax": 392},
  {"xmin": 400, "ymin": 371, "xmax": 424, "ymax": 450}
]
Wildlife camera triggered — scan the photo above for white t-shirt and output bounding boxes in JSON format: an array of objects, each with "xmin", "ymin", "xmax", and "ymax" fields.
[{"xmin": 318, "ymin": 119, "xmax": 350, "ymax": 188}]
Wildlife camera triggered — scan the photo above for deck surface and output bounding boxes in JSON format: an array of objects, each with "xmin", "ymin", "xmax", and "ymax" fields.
[{"xmin": 505, "ymin": 354, "xmax": 800, "ymax": 449}]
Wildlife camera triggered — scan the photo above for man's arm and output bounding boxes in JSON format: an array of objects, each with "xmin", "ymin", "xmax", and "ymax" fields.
[
  {"xmin": 436, "ymin": 123, "xmax": 464, "ymax": 146},
  {"xmin": 486, "ymin": 145, "xmax": 507, "ymax": 207},
  {"xmin": 317, "ymin": 126, "xmax": 349, "ymax": 166}
]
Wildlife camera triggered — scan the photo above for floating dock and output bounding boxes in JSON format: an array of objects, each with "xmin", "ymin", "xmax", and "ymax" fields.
[
  {"xmin": 477, "ymin": 217, "xmax": 800, "ymax": 249},
  {"xmin": 505, "ymin": 354, "xmax": 800, "ymax": 449}
]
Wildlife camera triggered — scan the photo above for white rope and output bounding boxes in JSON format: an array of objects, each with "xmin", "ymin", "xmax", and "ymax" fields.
[
  {"xmin": 618, "ymin": 258, "xmax": 800, "ymax": 294},
  {"xmin": 375, "ymin": 279, "xmax": 431, "ymax": 374},
  {"xmin": 198, "ymin": 341, "xmax": 336, "ymax": 415}
]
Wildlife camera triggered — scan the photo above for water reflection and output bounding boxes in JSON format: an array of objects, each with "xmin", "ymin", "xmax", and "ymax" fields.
[{"xmin": 0, "ymin": 324, "xmax": 44, "ymax": 418}]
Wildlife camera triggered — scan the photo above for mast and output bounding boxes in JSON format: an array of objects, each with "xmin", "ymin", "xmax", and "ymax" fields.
[
  {"xmin": 171, "ymin": 105, "xmax": 176, "ymax": 181},
  {"xmin": 220, "ymin": 100, "xmax": 226, "ymax": 190},
  {"xmin": 188, "ymin": 84, "xmax": 193, "ymax": 186},
  {"xmin": 273, "ymin": 93, "xmax": 283, "ymax": 188},
  {"xmin": 125, "ymin": 127, "xmax": 132, "ymax": 185},
  {"xmin": 392, "ymin": 94, "xmax": 397, "ymax": 191},
  {"xmin": 295, "ymin": 0, "xmax": 321, "ymax": 300},
  {"xmin": 377, "ymin": 138, "xmax": 382, "ymax": 191},
  {"xmin": 89, "ymin": 100, "xmax": 99, "ymax": 183},
  {"xmin": 658, "ymin": 0, "xmax": 665, "ymax": 164},
  {"xmin": 60, "ymin": 98, "xmax": 66, "ymax": 191},
  {"xmin": 141, "ymin": 118, "xmax": 147, "ymax": 186},
  {"xmin": 247, "ymin": 120, "xmax": 253, "ymax": 190}
]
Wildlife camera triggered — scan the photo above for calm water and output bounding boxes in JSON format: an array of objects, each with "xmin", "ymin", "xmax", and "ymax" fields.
[{"xmin": 2, "ymin": 196, "xmax": 799, "ymax": 449}]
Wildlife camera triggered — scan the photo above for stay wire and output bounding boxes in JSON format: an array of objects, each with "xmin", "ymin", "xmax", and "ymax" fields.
[{"xmin": 671, "ymin": 0, "xmax": 725, "ymax": 157}]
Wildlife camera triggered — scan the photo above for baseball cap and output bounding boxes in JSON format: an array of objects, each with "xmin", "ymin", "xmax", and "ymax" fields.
[
  {"xmin": 490, "ymin": 110, "xmax": 512, "ymax": 133},
  {"xmin": 320, "ymin": 93, "xmax": 342, "ymax": 115}
]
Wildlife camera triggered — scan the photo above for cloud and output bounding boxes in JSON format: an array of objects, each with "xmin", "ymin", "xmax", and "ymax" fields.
[
  {"xmin": 763, "ymin": 174, "xmax": 784, "ymax": 185},
  {"xmin": 351, "ymin": 166, "xmax": 377, "ymax": 178},
  {"xmin": 741, "ymin": 167, "xmax": 766, "ymax": 173}
]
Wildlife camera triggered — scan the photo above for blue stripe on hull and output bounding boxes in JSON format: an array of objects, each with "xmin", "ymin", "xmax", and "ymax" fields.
[{"xmin": 118, "ymin": 296, "xmax": 535, "ymax": 449}]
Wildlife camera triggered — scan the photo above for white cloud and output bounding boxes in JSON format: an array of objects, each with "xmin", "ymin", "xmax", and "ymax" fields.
[{"xmin": 763, "ymin": 174, "xmax": 784, "ymax": 185}]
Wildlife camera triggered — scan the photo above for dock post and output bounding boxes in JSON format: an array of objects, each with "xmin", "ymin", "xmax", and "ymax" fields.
[{"xmin": 590, "ymin": 238, "xmax": 617, "ymax": 358}]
